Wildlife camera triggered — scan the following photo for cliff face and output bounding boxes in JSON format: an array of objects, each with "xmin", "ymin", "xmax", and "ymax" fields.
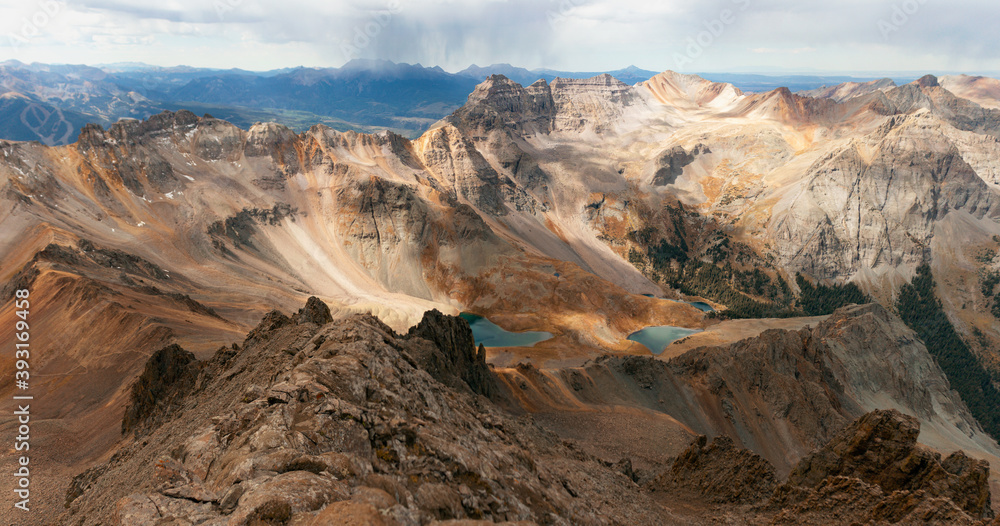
[{"xmin": 768, "ymin": 112, "xmax": 1000, "ymax": 282}]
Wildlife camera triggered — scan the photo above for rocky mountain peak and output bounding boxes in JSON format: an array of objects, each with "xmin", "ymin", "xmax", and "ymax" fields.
[
  {"xmin": 553, "ymin": 72, "xmax": 628, "ymax": 89},
  {"xmin": 111, "ymin": 110, "xmax": 199, "ymax": 143},
  {"xmin": 640, "ymin": 69, "xmax": 744, "ymax": 108},
  {"xmin": 774, "ymin": 86, "xmax": 794, "ymax": 98},
  {"xmin": 74, "ymin": 110, "xmax": 201, "ymax": 151},
  {"xmin": 246, "ymin": 121, "xmax": 298, "ymax": 149},
  {"xmin": 74, "ymin": 122, "xmax": 107, "ymax": 150},
  {"xmin": 451, "ymin": 74, "xmax": 555, "ymax": 133},
  {"xmin": 467, "ymin": 74, "xmax": 532, "ymax": 102},
  {"xmin": 916, "ymin": 74, "xmax": 941, "ymax": 88}
]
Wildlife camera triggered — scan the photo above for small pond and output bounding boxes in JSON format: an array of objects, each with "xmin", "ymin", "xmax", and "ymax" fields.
[
  {"xmin": 459, "ymin": 313, "xmax": 553, "ymax": 348},
  {"xmin": 643, "ymin": 294, "xmax": 716, "ymax": 313},
  {"xmin": 686, "ymin": 301, "xmax": 715, "ymax": 312},
  {"xmin": 627, "ymin": 325, "xmax": 702, "ymax": 354}
]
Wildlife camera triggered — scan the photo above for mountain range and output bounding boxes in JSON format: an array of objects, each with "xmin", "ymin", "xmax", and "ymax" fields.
[
  {"xmin": 0, "ymin": 59, "xmax": 918, "ymax": 146},
  {"xmin": 4, "ymin": 66, "xmax": 1000, "ymax": 523}
]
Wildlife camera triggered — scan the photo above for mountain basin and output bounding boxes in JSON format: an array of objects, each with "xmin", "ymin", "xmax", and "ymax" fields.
[
  {"xmin": 459, "ymin": 313, "xmax": 553, "ymax": 348},
  {"xmin": 627, "ymin": 325, "xmax": 702, "ymax": 354}
]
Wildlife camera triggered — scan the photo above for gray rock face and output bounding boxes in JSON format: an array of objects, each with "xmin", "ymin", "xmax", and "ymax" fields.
[
  {"xmin": 417, "ymin": 124, "xmax": 545, "ymax": 217},
  {"xmin": 770, "ymin": 113, "xmax": 1000, "ymax": 281},
  {"xmin": 653, "ymin": 144, "xmax": 709, "ymax": 186},
  {"xmin": 881, "ymin": 78, "xmax": 1000, "ymax": 136},
  {"xmin": 549, "ymin": 74, "xmax": 642, "ymax": 134}
]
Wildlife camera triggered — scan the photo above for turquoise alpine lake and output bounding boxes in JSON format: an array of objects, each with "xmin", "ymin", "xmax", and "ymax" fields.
[
  {"xmin": 668, "ymin": 299, "xmax": 716, "ymax": 312},
  {"xmin": 641, "ymin": 294, "xmax": 716, "ymax": 312},
  {"xmin": 627, "ymin": 326, "xmax": 702, "ymax": 354},
  {"xmin": 459, "ymin": 313, "xmax": 553, "ymax": 348}
]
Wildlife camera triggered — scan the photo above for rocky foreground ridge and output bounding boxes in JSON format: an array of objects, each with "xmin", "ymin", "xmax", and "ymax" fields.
[
  {"xmin": 62, "ymin": 298, "xmax": 676, "ymax": 525},
  {"xmin": 59, "ymin": 298, "xmax": 1000, "ymax": 525},
  {"xmin": 653, "ymin": 409, "xmax": 995, "ymax": 525}
]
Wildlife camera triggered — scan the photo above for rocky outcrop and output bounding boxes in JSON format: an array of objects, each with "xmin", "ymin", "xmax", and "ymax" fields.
[
  {"xmin": 121, "ymin": 343, "xmax": 198, "ymax": 435},
  {"xmin": 647, "ymin": 434, "xmax": 776, "ymax": 504},
  {"xmin": 548, "ymin": 74, "xmax": 642, "ymax": 133},
  {"xmin": 783, "ymin": 409, "xmax": 992, "ymax": 519},
  {"xmin": 768, "ymin": 409, "xmax": 993, "ymax": 524},
  {"xmin": 451, "ymin": 75, "xmax": 555, "ymax": 134},
  {"xmin": 405, "ymin": 309, "xmax": 500, "ymax": 399},
  {"xmin": 75, "ymin": 110, "xmax": 201, "ymax": 152},
  {"xmin": 643, "ymin": 410, "xmax": 994, "ymax": 525},
  {"xmin": 244, "ymin": 121, "xmax": 301, "ymax": 175},
  {"xmin": 295, "ymin": 295, "xmax": 333, "ymax": 325}
]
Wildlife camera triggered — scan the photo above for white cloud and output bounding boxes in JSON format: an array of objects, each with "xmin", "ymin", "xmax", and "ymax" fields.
[
  {"xmin": 0, "ymin": 0, "xmax": 997, "ymax": 74},
  {"xmin": 750, "ymin": 47, "xmax": 816, "ymax": 54}
]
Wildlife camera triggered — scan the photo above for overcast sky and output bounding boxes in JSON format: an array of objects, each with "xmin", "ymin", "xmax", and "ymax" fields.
[{"xmin": 2, "ymin": 0, "xmax": 998, "ymax": 74}]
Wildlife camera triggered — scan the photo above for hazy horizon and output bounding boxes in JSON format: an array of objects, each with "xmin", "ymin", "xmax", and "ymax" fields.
[{"xmin": 1, "ymin": 57, "xmax": 993, "ymax": 81}]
